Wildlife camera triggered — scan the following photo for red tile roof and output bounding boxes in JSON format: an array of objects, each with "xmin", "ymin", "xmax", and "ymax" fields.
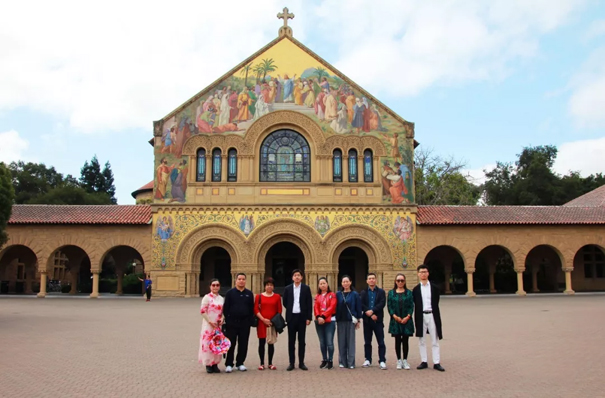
[
  {"xmin": 417, "ymin": 205, "xmax": 605, "ymax": 225},
  {"xmin": 564, "ymin": 185, "xmax": 605, "ymax": 208},
  {"xmin": 9, "ymin": 205, "xmax": 152, "ymax": 225},
  {"xmin": 131, "ymin": 180, "xmax": 154, "ymax": 199}
]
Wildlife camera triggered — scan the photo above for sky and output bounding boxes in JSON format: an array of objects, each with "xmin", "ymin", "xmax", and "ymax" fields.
[{"xmin": 1, "ymin": 0, "xmax": 604, "ymax": 204}]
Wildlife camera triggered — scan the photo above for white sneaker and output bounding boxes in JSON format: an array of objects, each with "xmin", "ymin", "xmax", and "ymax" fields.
[
  {"xmin": 225, "ymin": 366, "xmax": 233, "ymax": 373},
  {"xmin": 403, "ymin": 359, "xmax": 410, "ymax": 370},
  {"xmin": 379, "ymin": 361, "xmax": 387, "ymax": 370},
  {"xmin": 237, "ymin": 365, "xmax": 247, "ymax": 371},
  {"xmin": 396, "ymin": 359, "xmax": 403, "ymax": 370},
  {"xmin": 339, "ymin": 364, "xmax": 344, "ymax": 368},
  {"xmin": 349, "ymin": 366, "xmax": 355, "ymax": 369},
  {"xmin": 362, "ymin": 360, "xmax": 371, "ymax": 368}
]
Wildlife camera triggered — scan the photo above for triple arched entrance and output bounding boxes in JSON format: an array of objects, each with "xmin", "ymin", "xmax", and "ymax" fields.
[{"xmin": 422, "ymin": 244, "xmax": 605, "ymax": 294}]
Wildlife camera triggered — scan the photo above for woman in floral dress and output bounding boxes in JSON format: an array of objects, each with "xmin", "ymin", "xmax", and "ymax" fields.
[
  {"xmin": 199, "ymin": 278, "xmax": 226, "ymax": 373},
  {"xmin": 387, "ymin": 273, "xmax": 415, "ymax": 370}
]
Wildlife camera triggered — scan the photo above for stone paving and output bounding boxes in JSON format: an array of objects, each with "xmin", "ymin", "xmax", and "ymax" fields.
[{"xmin": 1, "ymin": 294, "xmax": 604, "ymax": 398}]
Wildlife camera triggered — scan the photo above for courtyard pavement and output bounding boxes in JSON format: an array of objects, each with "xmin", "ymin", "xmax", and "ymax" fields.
[{"xmin": 1, "ymin": 294, "xmax": 604, "ymax": 398}]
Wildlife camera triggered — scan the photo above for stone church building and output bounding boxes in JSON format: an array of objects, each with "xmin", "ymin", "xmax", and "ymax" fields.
[{"xmin": 2, "ymin": 12, "xmax": 605, "ymax": 298}]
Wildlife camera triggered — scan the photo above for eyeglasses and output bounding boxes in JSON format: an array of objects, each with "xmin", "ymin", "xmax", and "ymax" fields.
[
  {"xmin": 211, "ymin": 284, "xmax": 220, "ymax": 287},
  {"xmin": 396, "ymin": 280, "xmax": 405, "ymax": 283}
]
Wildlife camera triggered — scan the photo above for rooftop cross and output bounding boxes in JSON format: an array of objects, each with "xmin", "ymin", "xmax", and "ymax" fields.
[{"xmin": 277, "ymin": 7, "xmax": 294, "ymax": 37}]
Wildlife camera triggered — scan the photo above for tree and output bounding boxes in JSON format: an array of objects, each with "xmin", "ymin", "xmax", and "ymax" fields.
[
  {"xmin": 239, "ymin": 62, "xmax": 252, "ymax": 87},
  {"xmin": 101, "ymin": 161, "xmax": 117, "ymax": 204},
  {"xmin": 314, "ymin": 66, "xmax": 328, "ymax": 81},
  {"xmin": 252, "ymin": 63, "xmax": 264, "ymax": 84},
  {"xmin": 484, "ymin": 145, "xmax": 605, "ymax": 205},
  {"xmin": 28, "ymin": 185, "xmax": 112, "ymax": 205},
  {"xmin": 80, "ymin": 156, "xmax": 116, "ymax": 204},
  {"xmin": 0, "ymin": 162, "xmax": 15, "ymax": 247},
  {"xmin": 414, "ymin": 147, "xmax": 481, "ymax": 205},
  {"xmin": 8, "ymin": 161, "xmax": 65, "ymax": 204},
  {"xmin": 260, "ymin": 58, "xmax": 277, "ymax": 82}
]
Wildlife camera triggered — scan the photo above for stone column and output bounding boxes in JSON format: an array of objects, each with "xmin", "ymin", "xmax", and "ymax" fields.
[
  {"xmin": 465, "ymin": 269, "xmax": 476, "ymax": 297},
  {"xmin": 488, "ymin": 263, "xmax": 497, "ymax": 294},
  {"xmin": 531, "ymin": 265, "xmax": 540, "ymax": 293},
  {"xmin": 444, "ymin": 264, "xmax": 452, "ymax": 294},
  {"xmin": 70, "ymin": 271, "xmax": 78, "ymax": 294},
  {"xmin": 563, "ymin": 267, "xmax": 574, "ymax": 295},
  {"xmin": 221, "ymin": 154, "xmax": 228, "ymax": 182},
  {"xmin": 90, "ymin": 271, "xmax": 100, "ymax": 298},
  {"xmin": 516, "ymin": 269, "xmax": 526, "ymax": 296},
  {"xmin": 116, "ymin": 272, "xmax": 124, "ymax": 295},
  {"xmin": 37, "ymin": 271, "xmax": 47, "ymax": 298}
]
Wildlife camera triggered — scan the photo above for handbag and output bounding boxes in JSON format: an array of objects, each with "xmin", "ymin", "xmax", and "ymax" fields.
[
  {"xmin": 270, "ymin": 312, "xmax": 286, "ymax": 334},
  {"xmin": 266, "ymin": 326, "xmax": 278, "ymax": 345},
  {"xmin": 341, "ymin": 291, "xmax": 358, "ymax": 325}
]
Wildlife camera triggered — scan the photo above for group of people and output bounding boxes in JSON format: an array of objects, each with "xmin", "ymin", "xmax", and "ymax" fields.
[{"xmin": 198, "ymin": 265, "xmax": 445, "ymax": 373}]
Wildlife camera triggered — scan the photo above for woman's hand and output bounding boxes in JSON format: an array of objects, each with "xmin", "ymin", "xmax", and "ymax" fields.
[
  {"xmin": 400, "ymin": 317, "xmax": 408, "ymax": 324},
  {"xmin": 355, "ymin": 322, "xmax": 361, "ymax": 330},
  {"xmin": 263, "ymin": 318, "xmax": 272, "ymax": 327},
  {"xmin": 209, "ymin": 321, "xmax": 217, "ymax": 329},
  {"xmin": 317, "ymin": 317, "xmax": 325, "ymax": 325},
  {"xmin": 217, "ymin": 318, "xmax": 223, "ymax": 326}
]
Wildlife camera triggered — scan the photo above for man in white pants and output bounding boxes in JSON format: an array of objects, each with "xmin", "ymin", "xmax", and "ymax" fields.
[{"xmin": 412, "ymin": 264, "xmax": 445, "ymax": 371}]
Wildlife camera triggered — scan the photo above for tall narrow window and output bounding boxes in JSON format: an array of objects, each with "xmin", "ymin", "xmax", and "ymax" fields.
[
  {"xmin": 333, "ymin": 149, "xmax": 342, "ymax": 182},
  {"xmin": 348, "ymin": 149, "xmax": 358, "ymax": 182},
  {"xmin": 363, "ymin": 149, "xmax": 373, "ymax": 182},
  {"xmin": 212, "ymin": 148, "xmax": 222, "ymax": 182},
  {"xmin": 228, "ymin": 148, "xmax": 237, "ymax": 182},
  {"xmin": 196, "ymin": 148, "xmax": 206, "ymax": 182}
]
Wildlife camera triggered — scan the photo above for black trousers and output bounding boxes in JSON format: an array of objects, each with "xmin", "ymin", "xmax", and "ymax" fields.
[
  {"xmin": 145, "ymin": 287, "xmax": 151, "ymax": 300},
  {"xmin": 287, "ymin": 313, "xmax": 307, "ymax": 365},
  {"xmin": 224, "ymin": 323, "xmax": 251, "ymax": 367}
]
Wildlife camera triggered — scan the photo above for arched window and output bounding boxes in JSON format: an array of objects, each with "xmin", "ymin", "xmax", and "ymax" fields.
[
  {"xmin": 363, "ymin": 149, "xmax": 373, "ymax": 182},
  {"xmin": 348, "ymin": 149, "xmax": 358, "ymax": 182},
  {"xmin": 228, "ymin": 148, "xmax": 237, "ymax": 182},
  {"xmin": 333, "ymin": 149, "xmax": 342, "ymax": 182},
  {"xmin": 260, "ymin": 129, "xmax": 310, "ymax": 182},
  {"xmin": 196, "ymin": 148, "xmax": 206, "ymax": 182},
  {"xmin": 212, "ymin": 148, "xmax": 222, "ymax": 182}
]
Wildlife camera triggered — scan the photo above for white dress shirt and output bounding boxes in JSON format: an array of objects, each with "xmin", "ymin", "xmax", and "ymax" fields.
[
  {"xmin": 293, "ymin": 283, "xmax": 301, "ymax": 314},
  {"xmin": 420, "ymin": 281, "xmax": 432, "ymax": 312}
]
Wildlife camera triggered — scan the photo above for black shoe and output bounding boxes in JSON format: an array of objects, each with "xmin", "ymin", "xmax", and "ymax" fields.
[
  {"xmin": 327, "ymin": 361, "xmax": 333, "ymax": 369},
  {"xmin": 417, "ymin": 362, "xmax": 428, "ymax": 369},
  {"xmin": 212, "ymin": 365, "xmax": 220, "ymax": 373},
  {"xmin": 287, "ymin": 364, "xmax": 295, "ymax": 371},
  {"xmin": 320, "ymin": 361, "xmax": 328, "ymax": 369},
  {"xmin": 299, "ymin": 363, "xmax": 308, "ymax": 371},
  {"xmin": 206, "ymin": 366, "xmax": 213, "ymax": 374},
  {"xmin": 433, "ymin": 364, "xmax": 445, "ymax": 372}
]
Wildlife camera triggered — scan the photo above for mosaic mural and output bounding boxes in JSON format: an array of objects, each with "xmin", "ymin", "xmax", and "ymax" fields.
[
  {"xmin": 151, "ymin": 210, "xmax": 416, "ymax": 271},
  {"xmin": 154, "ymin": 38, "xmax": 414, "ymax": 205}
]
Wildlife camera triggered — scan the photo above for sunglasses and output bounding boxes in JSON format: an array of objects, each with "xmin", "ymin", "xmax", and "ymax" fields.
[
  {"xmin": 211, "ymin": 284, "xmax": 220, "ymax": 287},
  {"xmin": 396, "ymin": 280, "xmax": 405, "ymax": 283}
]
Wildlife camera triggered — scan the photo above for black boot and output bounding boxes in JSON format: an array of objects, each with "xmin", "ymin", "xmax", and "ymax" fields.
[
  {"xmin": 212, "ymin": 365, "xmax": 220, "ymax": 373},
  {"xmin": 320, "ymin": 361, "xmax": 328, "ymax": 369},
  {"xmin": 206, "ymin": 366, "xmax": 213, "ymax": 374},
  {"xmin": 327, "ymin": 361, "xmax": 333, "ymax": 369}
]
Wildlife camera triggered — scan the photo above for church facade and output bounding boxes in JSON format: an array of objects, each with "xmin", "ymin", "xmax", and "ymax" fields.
[{"xmin": 1, "ymin": 12, "xmax": 605, "ymax": 298}]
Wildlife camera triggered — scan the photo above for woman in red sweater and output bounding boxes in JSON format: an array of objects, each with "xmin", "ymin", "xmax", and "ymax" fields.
[
  {"xmin": 254, "ymin": 278, "xmax": 282, "ymax": 370},
  {"xmin": 314, "ymin": 277, "xmax": 337, "ymax": 369}
]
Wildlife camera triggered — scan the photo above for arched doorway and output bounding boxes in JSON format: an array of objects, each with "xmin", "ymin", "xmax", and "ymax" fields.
[
  {"xmin": 200, "ymin": 247, "xmax": 232, "ymax": 296},
  {"xmin": 48, "ymin": 246, "xmax": 91, "ymax": 294},
  {"xmin": 101, "ymin": 246, "xmax": 146, "ymax": 295},
  {"xmin": 338, "ymin": 247, "xmax": 369, "ymax": 291},
  {"xmin": 0, "ymin": 245, "xmax": 38, "ymax": 294},
  {"xmin": 573, "ymin": 245, "xmax": 605, "ymax": 291},
  {"xmin": 423, "ymin": 246, "xmax": 466, "ymax": 294},
  {"xmin": 265, "ymin": 242, "xmax": 305, "ymax": 294},
  {"xmin": 524, "ymin": 245, "xmax": 563, "ymax": 293},
  {"xmin": 475, "ymin": 245, "xmax": 516, "ymax": 294}
]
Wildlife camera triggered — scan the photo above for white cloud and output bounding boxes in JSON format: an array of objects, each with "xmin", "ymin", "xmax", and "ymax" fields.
[
  {"xmin": 0, "ymin": 0, "xmax": 585, "ymax": 133},
  {"xmin": 568, "ymin": 47, "xmax": 605, "ymax": 128},
  {"xmin": 0, "ymin": 130, "xmax": 29, "ymax": 163},
  {"xmin": 582, "ymin": 19, "xmax": 605, "ymax": 41},
  {"xmin": 463, "ymin": 163, "xmax": 496, "ymax": 185},
  {"xmin": 554, "ymin": 137, "xmax": 605, "ymax": 176}
]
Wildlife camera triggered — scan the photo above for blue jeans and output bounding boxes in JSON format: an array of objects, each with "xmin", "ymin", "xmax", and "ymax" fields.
[{"xmin": 315, "ymin": 321, "xmax": 336, "ymax": 361}]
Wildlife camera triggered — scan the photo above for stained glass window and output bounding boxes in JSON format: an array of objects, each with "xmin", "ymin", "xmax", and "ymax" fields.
[
  {"xmin": 212, "ymin": 148, "xmax": 221, "ymax": 182},
  {"xmin": 196, "ymin": 148, "xmax": 206, "ymax": 182},
  {"xmin": 363, "ymin": 149, "xmax": 373, "ymax": 182},
  {"xmin": 333, "ymin": 149, "xmax": 342, "ymax": 182},
  {"xmin": 260, "ymin": 129, "xmax": 311, "ymax": 182},
  {"xmin": 228, "ymin": 148, "xmax": 237, "ymax": 182},
  {"xmin": 348, "ymin": 149, "xmax": 358, "ymax": 182}
]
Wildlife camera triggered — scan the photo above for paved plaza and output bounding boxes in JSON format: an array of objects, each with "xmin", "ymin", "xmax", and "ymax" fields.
[{"xmin": 1, "ymin": 294, "xmax": 604, "ymax": 398}]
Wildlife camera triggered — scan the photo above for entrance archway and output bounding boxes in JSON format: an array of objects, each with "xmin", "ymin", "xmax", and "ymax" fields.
[
  {"xmin": 47, "ymin": 245, "xmax": 91, "ymax": 294},
  {"xmin": 423, "ymin": 245, "xmax": 466, "ymax": 294},
  {"xmin": 573, "ymin": 245, "xmax": 605, "ymax": 291},
  {"xmin": 100, "ymin": 246, "xmax": 146, "ymax": 295},
  {"xmin": 338, "ymin": 247, "xmax": 369, "ymax": 291},
  {"xmin": 265, "ymin": 242, "xmax": 305, "ymax": 294},
  {"xmin": 524, "ymin": 245, "xmax": 563, "ymax": 293},
  {"xmin": 0, "ymin": 245, "xmax": 38, "ymax": 294},
  {"xmin": 200, "ymin": 247, "xmax": 232, "ymax": 296},
  {"xmin": 475, "ymin": 245, "xmax": 516, "ymax": 294}
]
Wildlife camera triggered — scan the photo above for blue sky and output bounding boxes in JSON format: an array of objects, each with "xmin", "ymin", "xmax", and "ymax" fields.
[{"xmin": 1, "ymin": 0, "xmax": 604, "ymax": 204}]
